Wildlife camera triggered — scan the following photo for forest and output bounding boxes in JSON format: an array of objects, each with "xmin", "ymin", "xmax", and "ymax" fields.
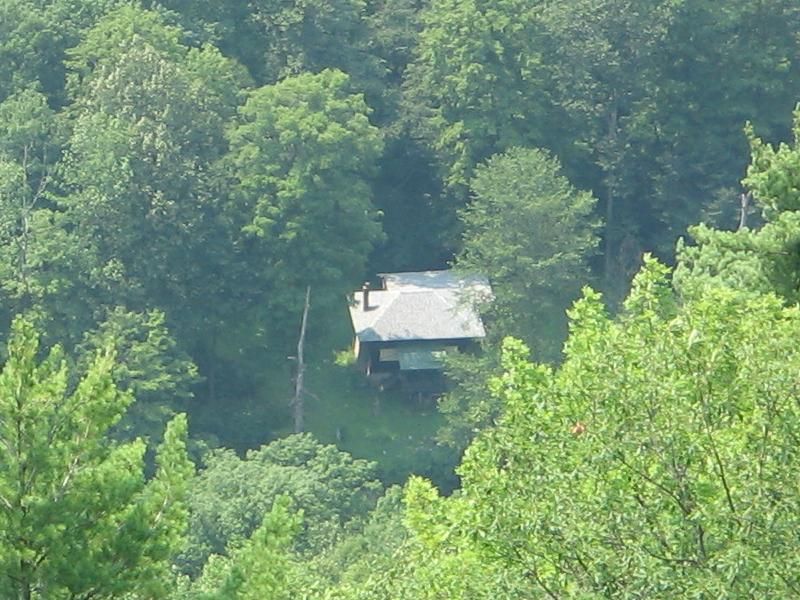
[{"xmin": 2, "ymin": 0, "xmax": 800, "ymax": 597}]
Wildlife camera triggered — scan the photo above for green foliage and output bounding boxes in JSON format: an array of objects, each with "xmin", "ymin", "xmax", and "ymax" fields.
[
  {"xmin": 79, "ymin": 307, "xmax": 199, "ymax": 403},
  {"xmin": 535, "ymin": 0, "xmax": 800, "ymax": 276},
  {"xmin": 226, "ymin": 69, "xmax": 384, "ymax": 338},
  {"xmin": 249, "ymin": 0, "xmax": 385, "ymax": 95},
  {"xmin": 7, "ymin": 4, "xmax": 800, "ymax": 596},
  {"xmin": 0, "ymin": 317, "xmax": 193, "ymax": 598},
  {"xmin": 179, "ymin": 433, "xmax": 383, "ymax": 575},
  {"xmin": 404, "ymin": 0, "xmax": 547, "ymax": 189},
  {"xmin": 534, "ymin": 0, "xmax": 674, "ymax": 284},
  {"xmin": 310, "ymin": 485, "xmax": 407, "ymax": 595},
  {"xmin": 0, "ymin": 87, "xmax": 64, "ymax": 322},
  {"xmin": 60, "ymin": 9, "xmax": 250, "ymax": 351},
  {"xmin": 436, "ymin": 345, "xmax": 501, "ymax": 450},
  {"xmin": 406, "ymin": 0, "xmax": 800, "ymax": 289},
  {"xmin": 364, "ymin": 0, "xmax": 426, "ymax": 124},
  {"xmin": 0, "ymin": 0, "xmax": 124, "ymax": 104},
  {"xmin": 333, "ymin": 348, "xmax": 357, "ymax": 368},
  {"xmin": 77, "ymin": 307, "xmax": 200, "ymax": 445},
  {"xmin": 457, "ymin": 146, "xmax": 601, "ymax": 358},
  {"xmin": 65, "ymin": 4, "xmax": 186, "ymax": 94},
  {"xmin": 676, "ymin": 108, "xmax": 800, "ymax": 304},
  {"xmin": 745, "ymin": 106, "xmax": 800, "ymax": 219},
  {"xmin": 675, "ymin": 213, "xmax": 800, "ymax": 304},
  {"xmin": 330, "ymin": 477, "xmax": 526, "ymax": 599},
  {"xmin": 0, "ymin": 1, "xmax": 52, "ymax": 102},
  {"xmin": 0, "ymin": 86, "xmax": 61, "ymax": 169},
  {"xmin": 443, "ymin": 145, "xmax": 598, "ymax": 456},
  {"xmin": 176, "ymin": 497, "xmax": 303, "ymax": 600},
  {"xmin": 403, "ymin": 258, "xmax": 800, "ymax": 597}
]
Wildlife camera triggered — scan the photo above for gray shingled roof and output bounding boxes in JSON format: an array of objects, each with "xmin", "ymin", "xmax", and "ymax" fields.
[{"xmin": 349, "ymin": 270, "xmax": 490, "ymax": 342}]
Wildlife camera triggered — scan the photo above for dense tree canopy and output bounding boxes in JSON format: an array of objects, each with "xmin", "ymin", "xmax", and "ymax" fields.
[
  {"xmin": 404, "ymin": 0, "xmax": 552, "ymax": 195},
  {"xmin": 675, "ymin": 109, "xmax": 800, "ymax": 304},
  {"xmin": 0, "ymin": 317, "xmax": 192, "ymax": 599},
  {"xmin": 178, "ymin": 433, "xmax": 382, "ymax": 575},
  {"xmin": 358, "ymin": 258, "xmax": 800, "ymax": 598},
  {"xmin": 458, "ymin": 146, "xmax": 600, "ymax": 355},
  {"xmin": 2, "ymin": 0, "xmax": 800, "ymax": 595},
  {"xmin": 226, "ymin": 68, "xmax": 384, "ymax": 336}
]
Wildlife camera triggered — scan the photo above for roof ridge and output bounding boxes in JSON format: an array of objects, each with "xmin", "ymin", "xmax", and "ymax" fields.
[
  {"xmin": 372, "ymin": 291, "xmax": 453, "ymax": 330},
  {"xmin": 348, "ymin": 276, "xmax": 489, "ymax": 342},
  {"xmin": 369, "ymin": 292, "xmax": 401, "ymax": 329}
]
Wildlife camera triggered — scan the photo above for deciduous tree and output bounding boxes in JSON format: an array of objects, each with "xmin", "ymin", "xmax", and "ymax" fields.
[
  {"xmin": 408, "ymin": 258, "xmax": 800, "ymax": 597},
  {"xmin": 457, "ymin": 146, "xmax": 600, "ymax": 358},
  {"xmin": 226, "ymin": 69, "xmax": 384, "ymax": 343},
  {"xmin": 404, "ymin": 0, "xmax": 548, "ymax": 191},
  {"xmin": 675, "ymin": 107, "xmax": 800, "ymax": 304},
  {"xmin": 178, "ymin": 433, "xmax": 382, "ymax": 576}
]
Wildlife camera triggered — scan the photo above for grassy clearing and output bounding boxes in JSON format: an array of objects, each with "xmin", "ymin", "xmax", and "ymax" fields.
[
  {"xmin": 189, "ymin": 301, "xmax": 460, "ymax": 490},
  {"xmin": 301, "ymin": 358, "xmax": 459, "ymax": 488}
]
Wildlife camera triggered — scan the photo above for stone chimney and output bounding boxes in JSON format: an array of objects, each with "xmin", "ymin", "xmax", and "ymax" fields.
[{"xmin": 361, "ymin": 282, "xmax": 370, "ymax": 310}]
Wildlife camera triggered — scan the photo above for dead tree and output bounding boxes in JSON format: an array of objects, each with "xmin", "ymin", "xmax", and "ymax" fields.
[
  {"xmin": 291, "ymin": 286, "xmax": 311, "ymax": 433},
  {"xmin": 738, "ymin": 192, "xmax": 752, "ymax": 231}
]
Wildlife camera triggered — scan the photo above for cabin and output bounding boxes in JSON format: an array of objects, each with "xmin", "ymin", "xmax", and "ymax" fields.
[{"xmin": 347, "ymin": 270, "xmax": 491, "ymax": 393}]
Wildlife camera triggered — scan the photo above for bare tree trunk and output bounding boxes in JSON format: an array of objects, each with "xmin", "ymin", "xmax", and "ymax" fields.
[
  {"xmin": 292, "ymin": 286, "xmax": 311, "ymax": 433},
  {"xmin": 738, "ymin": 192, "xmax": 751, "ymax": 231}
]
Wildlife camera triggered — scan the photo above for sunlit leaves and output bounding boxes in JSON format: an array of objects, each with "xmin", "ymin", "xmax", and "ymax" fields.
[
  {"xmin": 458, "ymin": 146, "xmax": 600, "ymax": 357},
  {"xmin": 0, "ymin": 317, "xmax": 192, "ymax": 598},
  {"xmin": 226, "ymin": 69, "xmax": 384, "ymax": 332},
  {"xmin": 452, "ymin": 260, "xmax": 800, "ymax": 596}
]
